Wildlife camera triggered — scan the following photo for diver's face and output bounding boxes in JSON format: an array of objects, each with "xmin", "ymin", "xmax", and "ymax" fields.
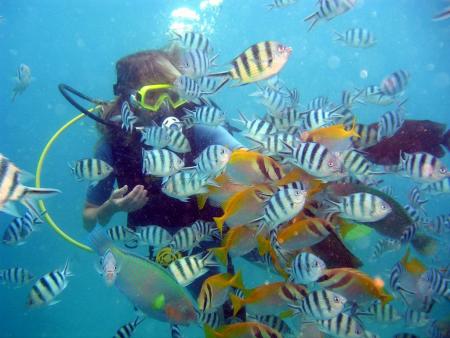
[{"xmin": 136, "ymin": 102, "xmax": 173, "ymax": 125}]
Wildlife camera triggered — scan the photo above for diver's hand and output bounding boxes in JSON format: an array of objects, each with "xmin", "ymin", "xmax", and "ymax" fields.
[{"xmin": 109, "ymin": 185, "xmax": 149, "ymax": 213}]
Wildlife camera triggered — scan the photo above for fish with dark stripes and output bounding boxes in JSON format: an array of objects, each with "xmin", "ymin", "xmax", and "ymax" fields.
[
  {"xmin": 140, "ymin": 125, "xmax": 171, "ymax": 149},
  {"xmin": 27, "ymin": 261, "xmax": 72, "ymax": 307},
  {"xmin": 113, "ymin": 317, "xmax": 145, "ymax": 338},
  {"xmin": 287, "ymin": 252, "xmax": 326, "ymax": 284},
  {"xmin": 315, "ymin": 313, "xmax": 366, "ymax": 337},
  {"xmin": 289, "ymin": 289, "xmax": 347, "ymax": 320},
  {"xmin": 173, "ymin": 31, "xmax": 213, "ymax": 54},
  {"xmin": 0, "ymin": 267, "xmax": 34, "ymax": 286},
  {"xmin": 304, "ymin": 0, "xmax": 358, "ymax": 31},
  {"xmin": 334, "ymin": 28, "xmax": 376, "ymax": 48},
  {"xmin": 399, "ymin": 151, "xmax": 449, "ymax": 183},
  {"xmin": 135, "ymin": 225, "xmax": 172, "ymax": 247},
  {"xmin": 69, "ymin": 158, "xmax": 113, "ymax": 186},
  {"xmin": 181, "ymin": 50, "xmax": 217, "ymax": 78},
  {"xmin": 2, "ymin": 210, "xmax": 44, "ymax": 245},
  {"xmin": 0, "ymin": 154, "xmax": 60, "ymax": 218},
  {"xmin": 234, "ymin": 112, "xmax": 278, "ymax": 142},
  {"xmin": 142, "ymin": 149, "xmax": 185, "ymax": 177},
  {"xmin": 380, "ymin": 70, "xmax": 410, "ymax": 96},
  {"xmin": 433, "ymin": 6, "xmax": 450, "ymax": 21},
  {"xmin": 168, "ymin": 251, "xmax": 218, "ymax": 286},
  {"xmin": 208, "ymin": 41, "xmax": 292, "ymax": 86}
]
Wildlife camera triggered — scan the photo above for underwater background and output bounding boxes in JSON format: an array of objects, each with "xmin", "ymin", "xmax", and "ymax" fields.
[{"xmin": 1, "ymin": 0, "xmax": 450, "ymax": 337}]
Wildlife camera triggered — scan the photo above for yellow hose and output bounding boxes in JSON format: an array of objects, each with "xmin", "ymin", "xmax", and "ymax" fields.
[{"xmin": 35, "ymin": 113, "xmax": 93, "ymax": 252}]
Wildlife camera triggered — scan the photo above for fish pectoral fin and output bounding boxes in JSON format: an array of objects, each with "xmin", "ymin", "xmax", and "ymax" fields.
[{"xmin": 48, "ymin": 300, "xmax": 61, "ymax": 306}]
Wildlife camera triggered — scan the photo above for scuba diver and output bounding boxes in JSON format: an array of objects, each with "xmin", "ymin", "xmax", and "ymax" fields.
[{"xmin": 78, "ymin": 49, "xmax": 241, "ymax": 233}]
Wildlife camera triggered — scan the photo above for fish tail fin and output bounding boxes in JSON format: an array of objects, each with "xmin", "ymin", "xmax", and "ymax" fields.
[
  {"xmin": 333, "ymin": 30, "xmax": 345, "ymax": 41},
  {"xmin": 88, "ymin": 227, "xmax": 113, "ymax": 255},
  {"xmin": 229, "ymin": 293, "xmax": 245, "ymax": 317},
  {"xmin": 207, "ymin": 70, "xmax": 231, "ymax": 78},
  {"xmin": 348, "ymin": 118, "xmax": 360, "ymax": 138},
  {"xmin": 62, "ymin": 259, "xmax": 73, "ymax": 278},
  {"xmin": 204, "ymin": 324, "xmax": 222, "ymax": 338},
  {"xmin": 210, "ymin": 247, "xmax": 228, "ymax": 266},
  {"xmin": 196, "ymin": 193, "xmax": 208, "ymax": 210},
  {"xmin": 24, "ymin": 187, "xmax": 61, "ymax": 200},
  {"xmin": 304, "ymin": 12, "xmax": 320, "ymax": 31},
  {"xmin": 229, "ymin": 270, "xmax": 245, "ymax": 290},
  {"xmin": 202, "ymin": 250, "xmax": 219, "ymax": 267},
  {"xmin": 213, "ymin": 216, "xmax": 225, "ymax": 235}
]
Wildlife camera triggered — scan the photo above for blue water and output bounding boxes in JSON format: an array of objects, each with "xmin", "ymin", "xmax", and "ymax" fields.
[{"xmin": 1, "ymin": 0, "xmax": 449, "ymax": 337}]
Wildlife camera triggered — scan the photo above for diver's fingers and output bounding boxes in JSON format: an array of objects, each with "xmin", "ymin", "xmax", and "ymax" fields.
[{"xmin": 110, "ymin": 185, "xmax": 128, "ymax": 199}]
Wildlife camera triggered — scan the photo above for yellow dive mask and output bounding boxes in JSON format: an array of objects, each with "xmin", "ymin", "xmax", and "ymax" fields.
[{"xmin": 131, "ymin": 84, "xmax": 187, "ymax": 112}]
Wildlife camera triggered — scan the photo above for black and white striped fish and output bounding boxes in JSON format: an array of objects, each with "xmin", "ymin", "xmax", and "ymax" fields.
[
  {"xmin": 334, "ymin": 28, "xmax": 376, "ymax": 48},
  {"xmin": 168, "ymin": 251, "xmax": 218, "ymax": 286},
  {"xmin": 173, "ymin": 31, "xmax": 213, "ymax": 54},
  {"xmin": 304, "ymin": 0, "xmax": 357, "ymax": 31},
  {"xmin": 404, "ymin": 309, "xmax": 429, "ymax": 328},
  {"xmin": 135, "ymin": 225, "xmax": 172, "ymax": 247},
  {"xmin": 170, "ymin": 324, "xmax": 183, "ymax": 338},
  {"xmin": 359, "ymin": 85, "xmax": 398, "ymax": 106},
  {"xmin": 264, "ymin": 113, "xmax": 301, "ymax": 132},
  {"xmin": 2, "ymin": 210, "xmax": 44, "ymax": 246},
  {"xmin": 399, "ymin": 151, "xmax": 449, "ymax": 183},
  {"xmin": 251, "ymin": 86, "xmax": 298, "ymax": 115},
  {"xmin": 339, "ymin": 150, "xmax": 380, "ymax": 178},
  {"xmin": 399, "ymin": 222, "xmax": 418, "ymax": 244},
  {"xmin": 69, "ymin": 158, "xmax": 113, "ymax": 185},
  {"xmin": 180, "ymin": 50, "xmax": 217, "ymax": 78},
  {"xmin": 184, "ymin": 105, "xmax": 225, "ymax": 127},
  {"xmin": 341, "ymin": 90, "xmax": 364, "ymax": 108},
  {"xmin": 287, "ymin": 252, "xmax": 326, "ymax": 284},
  {"xmin": 191, "ymin": 220, "xmax": 219, "ymax": 242},
  {"xmin": 380, "ymin": 70, "xmax": 410, "ymax": 96},
  {"xmin": 300, "ymin": 107, "xmax": 343, "ymax": 130},
  {"xmin": 235, "ymin": 112, "xmax": 278, "ymax": 141},
  {"xmin": 0, "ymin": 154, "xmax": 61, "ymax": 219},
  {"xmin": 408, "ymin": 186, "xmax": 428, "ymax": 214},
  {"xmin": 195, "ymin": 145, "xmax": 231, "ymax": 179},
  {"xmin": 316, "ymin": 313, "xmax": 366, "ymax": 338},
  {"xmin": 281, "ymin": 142, "xmax": 345, "ymax": 181},
  {"xmin": 248, "ymin": 132, "xmax": 298, "ymax": 157},
  {"xmin": 326, "ymin": 193, "xmax": 391, "ymax": 222},
  {"xmin": 198, "ymin": 76, "xmax": 219, "ymax": 93},
  {"xmin": 142, "ymin": 149, "xmax": 185, "ymax": 177},
  {"xmin": 140, "ymin": 125, "xmax": 171, "ymax": 149},
  {"xmin": 162, "ymin": 170, "xmax": 215, "ymax": 202},
  {"xmin": 418, "ymin": 269, "xmax": 450, "ymax": 301},
  {"xmin": 352, "ymin": 123, "xmax": 379, "ymax": 149},
  {"xmin": 364, "ymin": 300, "xmax": 402, "ymax": 323},
  {"xmin": 198, "ymin": 310, "xmax": 221, "ymax": 329},
  {"xmin": 113, "ymin": 317, "xmax": 145, "ymax": 338},
  {"xmin": 258, "ymin": 188, "xmax": 307, "ymax": 230},
  {"xmin": 307, "ymin": 96, "xmax": 329, "ymax": 110},
  {"xmin": 267, "ymin": 0, "xmax": 297, "ymax": 10},
  {"xmin": 174, "ymin": 76, "xmax": 207, "ymax": 102},
  {"xmin": 169, "ymin": 226, "xmax": 199, "ymax": 252},
  {"xmin": 106, "ymin": 225, "xmax": 139, "ymax": 247},
  {"xmin": 421, "ymin": 177, "xmax": 450, "ymax": 195},
  {"xmin": 27, "ymin": 261, "xmax": 72, "ymax": 307},
  {"xmin": 425, "ymin": 214, "xmax": 450, "ymax": 235},
  {"xmin": 248, "ymin": 314, "xmax": 294, "ymax": 337},
  {"xmin": 370, "ymin": 238, "xmax": 401, "ymax": 261},
  {"xmin": 377, "ymin": 107, "xmax": 405, "ymax": 141},
  {"xmin": 120, "ymin": 101, "xmax": 137, "ymax": 132},
  {"xmin": 165, "ymin": 128, "xmax": 191, "ymax": 154},
  {"xmin": 0, "ymin": 267, "xmax": 34, "ymax": 286},
  {"xmin": 289, "ymin": 289, "xmax": 347, "ymax": 320}
]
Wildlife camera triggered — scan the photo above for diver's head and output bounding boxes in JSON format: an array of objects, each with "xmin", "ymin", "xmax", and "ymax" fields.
[{"xmin": 113, "ymin": 49, "xmax": 187, "ymax": 125}]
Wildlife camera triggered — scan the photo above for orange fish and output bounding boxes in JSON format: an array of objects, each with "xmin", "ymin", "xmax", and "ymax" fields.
[
  {"xmin": 317, "ymin": 268, "xmax": 393, "ymax": 305},
  {"xmin": 256, "ymin": 234, "xmax": 290, "ymax": 279},
  {"xmin": 204, "ymin": 322, "xmax": 282, "ymax": 338},
  {"xmin": 276, "ymin": 217, "xmax": 334, "ymax": 251},
  {"xmin": 230, "ymin": 281, "xmax": 307, "ymax": 316},
  {"xmin": 213, "ymin": 184, "xmax": 275, "ymax": 234},
  {"xmin": 197, "ymin": 173, "xmax": 247, "ymax": 210},
  {"xmin": 400, "ymin": 247, "xmax": 426, "ymax": 276},
  {"xmin": 301, "ymin": 119, "xmax": 360, "ymax": 152},
  {"xmin": 211, "ymin": 225, "xmax": 259, "ymax": 266},
  {"xmin": 198, "ymin": 272, "xmax": 244, "ymax": 312},
  {"xmin": 225, "ymin": 149, "xmax": 285, "ymax": 185}
]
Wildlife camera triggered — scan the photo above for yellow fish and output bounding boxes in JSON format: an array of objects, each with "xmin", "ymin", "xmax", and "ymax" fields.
[
  {"xmin": 225, "ymin": 149, "xmax": 285, "ymax": 186},
  {"xmin": 301, "ymin": 119, "xmax": 360, "ymax": 152},
  {"xmin": 204, "ymin": 322, "xmax": 282, "ymax": 338},
  {"xmin": 198, "ymin": 272, "xmax": 244, "ymax": 312},
  {"xmin": 213, "ymin": 184, "xmax": 275, "ymax": 234},
  {"xmin": 211, "ymin": 225, "xmax": 258, "ymax": 266},
  {"xmin": 400, "ymin": 247, "xmax": 427, "ymax": 276},
  {"xmin": 230, "ymin": 281, "xmax": 306, "ymax": 317},
  {"xmin": 317, "ymin": 268, "xmax": 393, "ymax": 305},
  {"xmin": 197, "ymin": 173, "xmax": 247, "ymax": 210},
  {"xmin": 277, "ymin": 218, "xmax": 334, "ymax": 251}
]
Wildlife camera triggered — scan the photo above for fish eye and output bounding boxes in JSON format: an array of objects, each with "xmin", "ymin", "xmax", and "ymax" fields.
[
  {"xmin": 355, "ymin": 328, "xmax": 361, "ymax": 335},
  {"xmin": 327, "ymin": 160, "xmax": 335, "ymax": 167},
  {"xmin": 439, "ymin": 167, "xmax": 447, "ymax": 174},
  {"xmin": 333, "ymin": 296, "xmax": 340, "ymax": 303}
]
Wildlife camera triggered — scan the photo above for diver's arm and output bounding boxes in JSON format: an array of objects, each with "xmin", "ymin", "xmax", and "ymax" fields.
[{"xmin": 83, "ymin": 185, "xmax": 149, "ymax": 232}]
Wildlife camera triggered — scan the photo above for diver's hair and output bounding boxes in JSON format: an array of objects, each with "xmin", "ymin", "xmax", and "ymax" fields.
[{"xmin": 114, "ymin": 47, "xmax": 183, "ymax": 98}]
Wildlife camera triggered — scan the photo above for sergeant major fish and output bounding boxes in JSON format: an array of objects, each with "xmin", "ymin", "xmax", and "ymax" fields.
[
  {"xmin": 334, "ymin": 28, "xmax": 376, "ymax": 48},
  {"xmin": 12, "ymin": 63, "xmax": 32, "ymax": 102},
  {"xmin": 0, "ymin": 154, "xmax": 61, "ymax": 218},
  {"xmin": 304, "ymin": 0, "xmax": 358, "ymax": 31},
  {"xmin": 69, "ymin": 158, "xmax": 113, "ymax": 186},
  {"xmin": 2, "ymin": 210, "xmax": 44, "ymax": 246},
  {"xmin": 0, "ymin": 267, "xmax": 34, "ymax": 287}
]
